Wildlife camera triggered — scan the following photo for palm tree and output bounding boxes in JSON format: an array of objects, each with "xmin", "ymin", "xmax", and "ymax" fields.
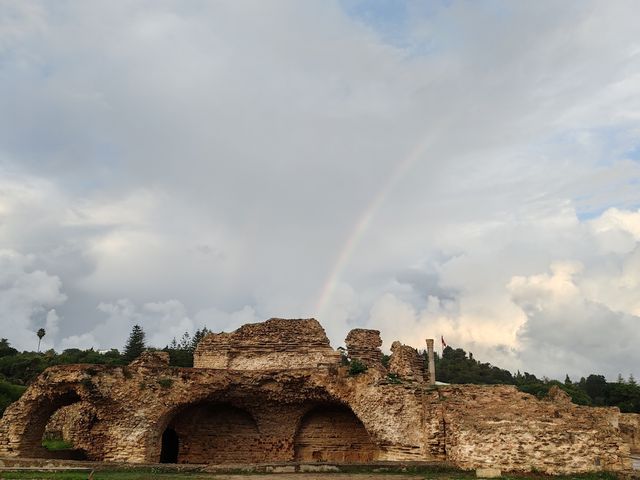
[{"xmin": 37, "ymin": 328, "xmax": 46, "ymax": 353}]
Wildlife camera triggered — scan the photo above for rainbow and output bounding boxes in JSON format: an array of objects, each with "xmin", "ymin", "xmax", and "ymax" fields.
[{"xmin": 314, "ymin": 134, "xmax": 435, "ymax": 316}]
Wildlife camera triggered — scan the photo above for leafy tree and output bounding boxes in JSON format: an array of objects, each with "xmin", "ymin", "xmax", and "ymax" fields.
[
  {"xmin": 629, "ymin": 373, "xmax": 637, "ymax": 386},
  {"xmin": 584, "ymin": 374, "xmax": 607, "ymax": 405},
  {"xmin": 190, "ymin": 327, "xmax": 210, "ymax": 352},
  {"xmin": 123, "ymin": 325, "xmax": 145, "ymax": 362},
  {"xmin": 0, "ymin": 339, "xmax": 17, "ymax": 358},
  {"xmin": 178, "ymin": 332, "xmax": 191, "ymax": 350},
  {"xmin": 435, "ymin": 346, "xmax": 514, "ymax": 385},
  {"xmin": 163, "ymin": 327, "xmax": 212, "ymax": 367},
  {"xmin": 0, "ymin": 379, "xmax": 26, "ymax": 416},
  {"xmin": 36, "ymin": 328, "xmax": 46, "ymax": 353}
]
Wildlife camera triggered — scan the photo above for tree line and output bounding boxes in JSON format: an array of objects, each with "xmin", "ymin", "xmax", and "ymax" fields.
[
  {"xmin": 434, "ymin": 346, "xmax": 640, "ymax": 413},
  {"xmin": 0, "ymin": 324, "xmax": 210, "ymax": 416},
  {"xmin": 1, "ymin": 326, "xmax": 639, "ymax": 416}
]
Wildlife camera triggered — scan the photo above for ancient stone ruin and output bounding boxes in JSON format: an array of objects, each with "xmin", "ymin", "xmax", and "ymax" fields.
[{"xmin": 0, "ymin": 318, "xmax": 637, "ymax": 474}]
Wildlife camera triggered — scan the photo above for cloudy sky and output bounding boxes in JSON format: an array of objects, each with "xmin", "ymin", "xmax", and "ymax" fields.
[{"xmin": 1, "ymin": 0, "xmax": 640, "ymax": 381}]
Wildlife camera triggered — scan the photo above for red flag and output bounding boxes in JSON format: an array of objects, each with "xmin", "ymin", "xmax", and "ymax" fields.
[{"xmin": 441, "ymin": 335, "xmax": 447, "ymax": 349}]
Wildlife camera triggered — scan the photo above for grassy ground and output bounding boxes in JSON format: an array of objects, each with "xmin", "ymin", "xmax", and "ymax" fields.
[
  {"xmin": 41, "ymin": 439, "xmax": 74, "ymax": 451},
  {"xmin": 0, "ymin": 470, "xmax": 622, "ymax": 480}
]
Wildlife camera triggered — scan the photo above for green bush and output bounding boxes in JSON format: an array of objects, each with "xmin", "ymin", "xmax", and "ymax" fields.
[
  {"xmin": 157, "ymin": 378, "xmax": 173, "ymax": 389},
  {"xmin": 348, "ymin": 358, "xmax": 367, "ymax": 376},
  {"xmin": 0, "ymin": 379, "xmax": 26, "ymax": 417},
  {"xmin": 386, "ymin": 372, "xmax": 401, "ymax": 384}
]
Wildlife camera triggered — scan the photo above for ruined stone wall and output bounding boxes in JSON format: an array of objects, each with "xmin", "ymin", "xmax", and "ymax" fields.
[
  {"xmin": 345, "ymin": 329, "xmax": 383, "ymax": 368},
  {"xmin": 388, "ymin": 341, "xmax": 426, "ymax": 382},
  {"xmin": 0, "ymin": 318, "xmax": 634, "ymax": 475},
  {"xmin": 43, "ymin": 402, "xmax": 96, "ymax": 452},
  {"xmin": 170, "ymin": 403, "xmax": 261, "ymax": 464},
  {"xmin": 438, "ymin": 385, "xmax": 631, "ymax": 474},
  {"xmin": 194, "ymin": 318, "xmax": 341, "ymax": 370},
  {"xmin": 620, "ymin": 413, "xmax": 640, "ymax": 454},
  {"xmin": 294, "ymin": 405, "xmax": 378, "ymax": 463}
]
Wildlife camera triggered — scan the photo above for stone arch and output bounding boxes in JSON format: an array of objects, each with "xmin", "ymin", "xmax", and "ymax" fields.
[
  {"xmin": 6, "ymin": 389, "xmax": 91, "ymax": 459},
  {"xmin": 156, "ymin": 401, "xmax": 261, "ymax": 464},
  {"xmin": 293, "ymin": 403, "xmax": 379, "ymax": 463}
]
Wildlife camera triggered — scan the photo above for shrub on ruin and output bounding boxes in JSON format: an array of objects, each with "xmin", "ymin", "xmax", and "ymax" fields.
[
  {"xmin": 348, "ymin": 358, "xmax": 367, "ymax": 376},
  {"xmin": 386, "ymin": 372, "xmax": 401, "ymax": 384},
  {"xmin": 157, "ymin": 378, "xmax": 173, "ymax": 389},
  {"xmin": 337, "ymin": 346, "xmax": 349, "ymax": 366},
  {"xmin": 381, "ymin": 354, "xmax": 390, "ymax": 368}
]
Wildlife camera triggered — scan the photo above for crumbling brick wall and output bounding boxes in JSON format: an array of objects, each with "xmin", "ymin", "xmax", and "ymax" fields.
[
  {"xmin": 620, "ymin": 413, "xmax": 640, "ymax": 454},
  {"xmin": 388, "ymin": 341, "xmax": 426, "ymax": 381},
  {"xmin": 194, "ymin": 318, "xmax": 341, "ymax": 370},
  {"xmin": 43, "ymin": 402, "xmax": 96, "ymax": 453},
  {"xmin": 439, "ymin": 385, "xmax": 631, "ymax": 474},
  {"xmin": 0, "ymin": 318, "xmax": 633, "ymax": 475},
  {"xmin": 344, "ymin": 329, "xmax": 383, "ymax": 368},
  {"xmin": 169, "ymin": 403, "xmax": 261, "ymax": 464},
  {"xmin": 294, "ymin": 405, "xmax": 378, "ymax": 462}
]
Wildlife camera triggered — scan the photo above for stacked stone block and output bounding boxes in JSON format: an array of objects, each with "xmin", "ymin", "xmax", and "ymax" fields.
[
  {"xmin": 344, "ymin": 329, "xmax": 383, "ymax": 368},
  {"xmin": 388, "ymin": 341, "xmax": 426, "ymax": 382}
]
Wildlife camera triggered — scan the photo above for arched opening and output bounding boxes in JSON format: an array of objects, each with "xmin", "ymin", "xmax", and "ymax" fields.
[
  {"xmin": 41, "ymin": 401, "xmax": 93, "ymax": 460},
  {"xmin": 160, "ymin": 402, "xmax": 260, "ymax": 464},
  {"xmin": 160, "ymin": 427, "xmax": 179, "ymax": 463},
  {"xmin": 17, "ymin": 390, "xmax": 91, "ymax": 460},
  {"xmin": 294, "ymin": 404, "xmax": 378, "ymax": 463}
]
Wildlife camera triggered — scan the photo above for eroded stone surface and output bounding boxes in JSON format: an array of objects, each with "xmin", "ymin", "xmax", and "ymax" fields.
[
  {"xmin": 621, "ymin": 413, "xmax": 640, "ymax": 454},
  {"xmin": 345, "ymin": 329, "xmax": 383, "ymax": 368},
  {"xmin": 388, "ymin": 342, "xmax": 425, "ymax": 382},
  {"xmin": 0, "ymin": 318, "xmax": 635, "ymax": 475},
  {"xmin": 194, "ymin": 318, "xmax": 340, "ymax": 370}
]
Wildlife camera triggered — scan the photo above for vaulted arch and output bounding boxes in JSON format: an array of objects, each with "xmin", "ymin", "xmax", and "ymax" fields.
[
  {"xmin": 158, "ymin": 402, "xmax": 260, "ymax": 464},
  {"xmin": 294, "ymin": 404, "xmax": 378, "ymax": 463}
]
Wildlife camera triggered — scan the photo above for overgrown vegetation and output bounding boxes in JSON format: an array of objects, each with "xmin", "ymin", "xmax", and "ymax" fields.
[
  {"xmin": 348, "ymin": 358, "xmax": 368, "ymax": 375},
  {"xmin": 0, "ymin": 378, "xmax": 26, "ymax": 417},
  {"xmin": 1, "ymin": 327, "xmax": 639, "ymax": 418},
  {"xmin": 41, "ymin": 438, "xmax": 74, "ymax": 451},
  {"xmin": 433, "ymin": 345, "xmax": 640, "ymax": 412},
  {"xmin": 157, "ymin": 378, "xmax": 173, "ymax": 389},
  {"xmin": 0, "ymin": 325, "xmax": 212, "ymax": 416},
  {"xmin": 386, "ymin": 372, "xmax": 401, "ymax": 384}
]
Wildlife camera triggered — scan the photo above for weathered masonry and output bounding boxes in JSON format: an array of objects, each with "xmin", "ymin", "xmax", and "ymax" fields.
[{"xmin": 0, "ymin": 318, "xmax": 636, "ymax": 474}]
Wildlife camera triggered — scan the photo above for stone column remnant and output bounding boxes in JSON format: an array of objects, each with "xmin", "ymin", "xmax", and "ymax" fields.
[{"xmin": 426, "ymin": 339, "xmax": 436, "ymax": 385}]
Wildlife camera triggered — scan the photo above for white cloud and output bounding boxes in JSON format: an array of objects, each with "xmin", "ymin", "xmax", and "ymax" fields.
[
  {"xmin": 0, "ymin": 1, "xmax": 639, "ymax": 380},
  {"xmin": 0, "ymin": 250, "xmax": 66, "ymax": 351}
]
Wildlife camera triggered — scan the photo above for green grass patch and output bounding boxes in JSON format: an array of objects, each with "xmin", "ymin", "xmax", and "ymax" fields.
[
  {"xmin": 41, "ymin": 438, "xmax": 74, "ymax": 451},
  {"xmin": 0, "ymin": 468, "xmax": 625, "ymax": 480}
]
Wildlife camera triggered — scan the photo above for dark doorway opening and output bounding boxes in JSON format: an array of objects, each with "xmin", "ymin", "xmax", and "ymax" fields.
[{"xmin": 160, "ymin": 427, "xmax": 179, "ymax": 463}]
